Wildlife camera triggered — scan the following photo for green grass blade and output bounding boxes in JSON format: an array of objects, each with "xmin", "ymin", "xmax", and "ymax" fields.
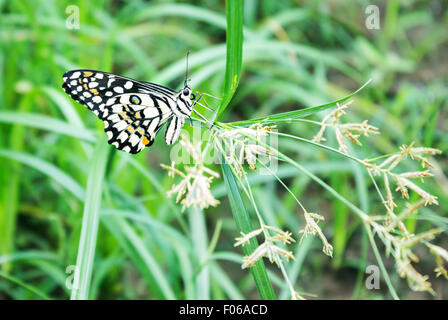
[
  {"xmin": 221, "ymin": 161, "xmax": 276, "ymax": 300},
  {"xmin": 0, "ymin": 149, "xmax": 85, "ymax": 201},
  {"xmin": 227, "ymin": 79, "xmax": 372, "ymax": 126},
  {"xmin": 215, "ymin": 0, "xmax": 244, "ymax": 119},
  {"xmin": 189, "ymin": 207, "xmax": 210, "ymax": 299},
  {"xmin": 365, "ymin": 224, "xmax": 400, "ymax": 300},
  {"xmin": 0, "ymin": 111, "xmax": 95, "ymax": 142},
  {"xmin": 70, "ymin": 139, "xmax": 110, "ymax": 300},
  {"xmin": 101, "ymin": 215, "xmax": 176, "ymax": 300},
  {"xmin": 0, "ymin": 270, "xmax": 51, "ymax": 300}
]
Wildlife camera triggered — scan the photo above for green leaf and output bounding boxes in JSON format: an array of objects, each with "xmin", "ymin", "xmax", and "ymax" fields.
[
  {"xmin": 215, "ymin": 0, "xmax": 244, "ymax": 119},
  {"xmin": 70, "ymin": 139, "xmax": 110, "ymax": 300},
  {"xmin": 227, "ymin": 79, "xmax": 372, "ymax": 126},
  {"xmin": 0, "ymin": 149, "xmax": 85, "ymax": 201},
  {"xmin": 0, "ymin": 111, "xmax": 96, "ymax": 142},
  {"xmin": 0, "ymin": 270, "xmax": 51, "ymax": 300},
  {"xmin": 221, "ymin": 160, "xmax": 276, "ymax": 300}
]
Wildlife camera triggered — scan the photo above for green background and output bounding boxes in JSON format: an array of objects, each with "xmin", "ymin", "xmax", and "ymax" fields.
[{"xmin": 0, "ymin": 0, "xmax": 447, "ymax": 299}]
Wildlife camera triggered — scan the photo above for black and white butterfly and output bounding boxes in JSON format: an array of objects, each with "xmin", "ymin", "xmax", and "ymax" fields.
[{"xmin": 62, "ymin": 69, "xmax": 211, "ymax": 154}]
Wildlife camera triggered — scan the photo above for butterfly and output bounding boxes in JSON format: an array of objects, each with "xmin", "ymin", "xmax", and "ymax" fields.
[{"xmin": 62, "ymin": 69, "xmax": 211, "ymax": 154}]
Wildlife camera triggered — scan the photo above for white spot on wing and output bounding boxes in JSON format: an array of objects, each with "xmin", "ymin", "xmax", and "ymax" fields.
[
  {"xmin": 124, "ymin": 81, "xmax": 133, "ymax": 89},
  {"xmin": 113, "ymin": 86, "xmax": 124, "ymax": 94},
  {"xmin": 129, "ymin": 134, "xmax": 140, "ymax": 146},
  {"xmin": 92, "ymin": 96, "xmax": 102, "ymax": 103},
  {"xmin": 70, "ymin": 72, "xmax": 81, "ymax": 79},
  {"xmin": 117, "ymin": 131, "xmax": 129, "ymax": 142},
  {"xmin": 112, "ymin": 105, "xmax": 124, "ymax": 113},
  {"xmin": 113, "ymin": 120, "xmax": 127, "ymax": 131}
]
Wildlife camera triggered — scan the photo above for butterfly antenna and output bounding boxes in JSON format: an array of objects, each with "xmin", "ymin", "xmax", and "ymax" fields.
[{"xmin": 184, "ymin": 50, "xmax": 190, "ymax": 87}]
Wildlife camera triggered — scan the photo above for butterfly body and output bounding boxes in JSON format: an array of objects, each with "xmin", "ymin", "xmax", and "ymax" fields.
[{"xmin": 62, "ymin": 70, "xmax": 194, "ymax": 154}]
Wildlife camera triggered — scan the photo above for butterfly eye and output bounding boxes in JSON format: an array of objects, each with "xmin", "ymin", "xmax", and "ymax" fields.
[{"xmin": 183, "ymin": 88, "xmax": 189, "ymax": 96}]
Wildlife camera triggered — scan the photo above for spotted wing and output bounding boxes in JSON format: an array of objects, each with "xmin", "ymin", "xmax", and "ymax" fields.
[
  {"xmin": 62, "ymin": 70, "xmax": 177, "ymax": 153},
  {"xmin": 102, "ymin": 94, "xmax": 175, "ymax": 153}
]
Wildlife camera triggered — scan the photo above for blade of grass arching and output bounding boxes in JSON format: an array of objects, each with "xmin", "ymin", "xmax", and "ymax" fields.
[
  {"xmin": 211, "ymin": 263, "xmax": 244, "ymax": 300},
  {"xmin": 42, "ymin": 87, "xmax": 84, "ymax": 128},
  {"xmin": 189, "ymin": 206, "xmax": 210, "ymax": 299},
  {"xmin": 0, "ymin": 111, "xmax": 96, "ymax": 142},
  {"xmin": 136, "ymin": 4, "xmax": 227, "ymax": 31},
  {"xmin": 70, "ymin": 139, "xmax": 110, "ymax": 300},
  {"xmin": 0, "ymin": 149, "xmax": 85, "ymax": 201},
  {"xmin": 227, "ymin": 79, "xmax": 372, "ymax": 126},
  {"xmin": 215, "ymin": 0, "xmax": 243, "ymax": 119},
  {"xmin": 0, "ymin": 270, "xmax": 50, "ymax": 300},
  {"xmin": 221, "ymin": 161, "xmax": 276, "ymax": 300},
  {"xmin": 100, "ymin": 215, "xmax": 176, "ymax": 299}
]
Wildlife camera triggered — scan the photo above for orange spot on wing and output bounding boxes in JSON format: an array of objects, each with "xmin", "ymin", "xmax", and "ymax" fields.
[
  {"xmin": 142, "ymin": 136, "xmax": 150, "ymax": 146},
  {"xmin": 90, "ymin": 89, "xmax": 99, "ymax": 95},
  {"xmin": 83, "ymin": 71, "xmax": 93, "ymax": 77},
  {"xmin": 83, "ymin": 84, "xmax": 88, "ymax": 90}
]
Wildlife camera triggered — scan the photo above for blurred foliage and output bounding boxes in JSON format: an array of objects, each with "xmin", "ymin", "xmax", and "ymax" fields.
[{"xmin": 0, "ymin": 0, "xmax": 447, "ymax": 299}]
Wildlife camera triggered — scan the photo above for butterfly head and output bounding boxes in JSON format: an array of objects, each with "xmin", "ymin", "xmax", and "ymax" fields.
[{"xmin": 174, "ymin": 84, "xmax": 196, "ymax": 116}]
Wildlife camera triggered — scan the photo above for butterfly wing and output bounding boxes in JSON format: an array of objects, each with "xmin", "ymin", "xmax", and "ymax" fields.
[
  {"xmin": 62, "ymin": 70, "xmax": 178, "ymax": 154},
  {"xmin": 165, "ymin": 116, "xmax": 185, "ymax": 145},
  {"xmin": 103, "ymin": 93, "xmax": 175, "ymax": 153}
]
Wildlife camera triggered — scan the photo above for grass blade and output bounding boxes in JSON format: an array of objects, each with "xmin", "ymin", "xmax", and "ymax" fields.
[
  {"xmin": 70, "ymin": 139, "xmax": 110, "ymax": 300},
  {"xmin": 189, "ymin": 207, "xmax": 210, "ymax": 299},
  {"xmin": 101, "ymin": 215, "xmax": 176, "ymax": 299},
  {"xmin": 228, "ymin": 79, "xmax": 372, "ymax": 126},
  {"xmin": 221, "ymin": 160, "xmax": 276, "ymax": 300},
  {"xmin": 215, "ymin": 0, "xmax": 244, "ymax": 119},
  {"xmin": 0, "ymin": 149, "xmax": 85, "ymax": 201}
]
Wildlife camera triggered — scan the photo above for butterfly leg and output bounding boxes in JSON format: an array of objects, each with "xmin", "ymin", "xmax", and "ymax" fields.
[
  {"xmin": 192, "ymin": 109, "xmax": 214, "ymax": 129},
  {"xmin": 194, "ymin": 91, "xmax": 216, "ymax": 112}
]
